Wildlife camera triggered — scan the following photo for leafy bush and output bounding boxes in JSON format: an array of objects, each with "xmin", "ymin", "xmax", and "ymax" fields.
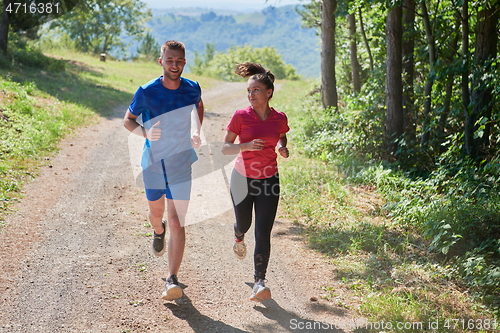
[
  {"xmin": 352, "ymin": 144, "xmax": 500, "ymax": 305},
  {"xmin": 289, "ymin": 76, "xmax": 386, "ymax": 174}
]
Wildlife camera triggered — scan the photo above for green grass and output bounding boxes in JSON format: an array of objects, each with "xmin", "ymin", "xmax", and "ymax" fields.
[
  {"xmin": 8, "ymin": 50, "xmax": 216, "ymax": 116},
  {"xmin": 0, "ymin": 76, "xmax": 96, "ymax": 220}
]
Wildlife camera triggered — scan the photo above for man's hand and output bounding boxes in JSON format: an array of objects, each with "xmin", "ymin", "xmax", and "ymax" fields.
[
  {"xmin": 191, "ymin": 134, "xmax": 201, "ymax": 148},
  {"xmin": 147, "ymin": 121, "xmax": 161, "ymax": 141}
]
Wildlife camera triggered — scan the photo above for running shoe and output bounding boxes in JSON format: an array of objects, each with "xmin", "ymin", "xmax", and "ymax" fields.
[
  {"xmin": 151, "ymin": 220, "xmax": 166, "ymax": 257},
  {"xmin": 250, "ymin": 279, "xmax": 271, "ymax": 302},
  {"xmin": 161, "ymin": 274, "xmax": 183, "ymax": 301},
  {"xmin": 233, "ymin": 237, "xmax": 246, "ymax": 260}
]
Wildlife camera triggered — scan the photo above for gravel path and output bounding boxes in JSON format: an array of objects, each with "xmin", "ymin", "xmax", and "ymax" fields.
[{"xmin": 0, "ymin": 81, "xmax": 362, "ymax": 333}]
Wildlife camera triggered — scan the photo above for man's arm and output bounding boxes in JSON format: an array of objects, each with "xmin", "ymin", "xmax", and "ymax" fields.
[
  {"xmin": 197, "ymin": 98, "xmax": 204, "ymax": 127},
  {"xmin": 191, "ymin": 98, "xmax": 204, "ymax": 148},
  {"xmin": 123, "ymin": 110, "xmax": 161, "ymax": 141}
]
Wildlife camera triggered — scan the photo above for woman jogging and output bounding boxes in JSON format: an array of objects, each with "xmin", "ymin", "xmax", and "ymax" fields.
[{"xmin": 221, "ymin": 62, "xmax": 289, "ymax": 302}]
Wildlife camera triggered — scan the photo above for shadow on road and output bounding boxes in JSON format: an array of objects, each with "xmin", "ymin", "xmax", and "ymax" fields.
[
  {"xmin": 164, "ymin": 294, "xmax": 251, "ymax": 333},
  {"xmin": 250, "ymin": 298, "xmax": 347, "ymax": 333}
]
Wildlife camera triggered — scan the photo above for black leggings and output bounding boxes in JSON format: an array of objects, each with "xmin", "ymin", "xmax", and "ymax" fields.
[{"xmin": 230, "ymin": 169, "xmax": 280, "ymax": 281}]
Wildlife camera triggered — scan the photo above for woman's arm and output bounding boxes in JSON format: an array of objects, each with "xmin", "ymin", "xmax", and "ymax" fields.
[
  {"xmin": 221, "ymin": 130, "xmax": 265, "ymax": 155},
  {"xmin": 277, "ymin": 133, "xmax": 289, "ymax": 158}
]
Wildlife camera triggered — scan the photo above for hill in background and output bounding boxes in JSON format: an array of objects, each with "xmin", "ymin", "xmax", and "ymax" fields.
[{"xmin": 145, "ymin": 5, "xmax": 320, "ymax": 78}]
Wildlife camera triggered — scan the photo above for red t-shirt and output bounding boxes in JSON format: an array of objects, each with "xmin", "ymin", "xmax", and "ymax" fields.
[{"xmin": 226, "ymin": 106, "xmax": 290, "ymax": 179}]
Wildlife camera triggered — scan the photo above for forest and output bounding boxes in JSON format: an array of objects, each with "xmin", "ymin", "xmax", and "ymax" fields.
[
  {"xmin": 293, "ymin": 0, "xmax": 500, "ymax": 312},
  {"xmin": 306, "ymin": 0, "xmax": 499, "ymax": 163}
]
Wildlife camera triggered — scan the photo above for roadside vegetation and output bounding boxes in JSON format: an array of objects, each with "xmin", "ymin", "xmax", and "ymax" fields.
[
  {"xmin": 1, "ymin": 36, "xmax": 499, "ymax": 331},
  {"xmin": 273, "ymin": 80, "xmax": 500, "ymax": 331}
]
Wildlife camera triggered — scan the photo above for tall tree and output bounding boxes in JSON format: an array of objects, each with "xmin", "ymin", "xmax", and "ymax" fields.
[
  {"xmin": 0, "ymin": 0, "xmax": 9, "ymax": 54},
  {"xmin": 467, "ymin": 1, "xmax": 499, "ymax": 158},
  {"xmin": 358, "ymin": 6, "xmax": 374, "ymax": 72},
  {"xmin": 137, "ymin": 32, "xmax": 160, "ymax": 61},
  {"xmin": 348, "ymin": 12, "xmax": 361, "ymax": 94},
  {"xmin": 190, "ymin": 43, "xmax": 215, "ymax": 75},
  {"xmin": 51, "ymin": 0, "xmax": 151, "ymax": 55},
  {"xmin": 385, "ymin": 2, "xmax": 403, "ymax": 157},
  {"xmin": 437, "ymin": 14, "xmax": 461, "ymax": 148},
  {"xmin": 462, "ymin": 0, "xmax": 473, "ymax": 156},
  {"xmin": 321, "ymin": 0, "xmax": 338, "ymax": 109},
  {"xmin": 0, "ymin": 0, "xmax": 79, "ymax": 54},
  {"xmin": 420, "ymin": 0, "xmax": 437, "ymax": 147},
  {"xmin": 402, "ymin": 0, "xmax": 416, "ymax": 145}
]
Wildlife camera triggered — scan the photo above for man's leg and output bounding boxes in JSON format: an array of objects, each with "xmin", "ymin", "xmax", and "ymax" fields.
[
  {"xmin": 147, "ymin": 195, "xmax": 166, "ymax": 234},
  {"xmin": 166, "ymin": 199, "xmax": 189, "ymax": 276}
]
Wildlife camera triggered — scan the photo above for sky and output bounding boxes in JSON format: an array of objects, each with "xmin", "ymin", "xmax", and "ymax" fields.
[{"xmin": 141, "ymin": 0, "xmax": 304, "ymax": 11}]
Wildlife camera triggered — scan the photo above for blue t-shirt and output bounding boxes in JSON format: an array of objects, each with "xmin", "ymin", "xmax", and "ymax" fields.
[{"xmin": 128, "ymin": 76, "xmax": 201, "ymax": 173}]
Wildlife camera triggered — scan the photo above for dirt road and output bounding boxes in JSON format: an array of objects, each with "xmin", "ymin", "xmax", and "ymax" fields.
[{"xmin": 0, "ymin": 82, "xmax": 362, "ymax": 332}]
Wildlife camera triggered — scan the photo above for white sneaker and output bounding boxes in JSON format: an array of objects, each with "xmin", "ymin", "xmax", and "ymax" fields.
[
  {"xmin": 233, "ymin": 238, "xmax": 246, "ymax": 260},
  {"xmin": 250, "ymin": 279, "xmax": 271, "ymax": 302},
  {"xmin": 161, "ymin": 275, "xmax": 183, "ymax": 301}
]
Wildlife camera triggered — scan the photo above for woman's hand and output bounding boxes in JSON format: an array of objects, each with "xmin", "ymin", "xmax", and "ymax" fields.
[
  {"xmin": 278, "ymin": 146, "xmax": 289, "ymax": 158},
  {"xmin": 243, "ymin": 139, "xmax": 265, "ymax": 151}
]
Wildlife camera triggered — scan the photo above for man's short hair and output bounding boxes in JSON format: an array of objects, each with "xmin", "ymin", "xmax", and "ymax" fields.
[{"xmin": 161, "ymin": 40, "xmax": 186, "ymax": 56}]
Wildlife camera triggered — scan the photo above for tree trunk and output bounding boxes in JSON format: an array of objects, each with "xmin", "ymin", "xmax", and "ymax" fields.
[
  {"xmin": 385, "ymin": 3, "xmax": 403, "ymax": 158},
  {"xmin": 0, "ymin": 0, "xmax": 10, "ymax": 55},
  {"xmin": 437, "ymin": 81, "xmax": 453, "ymax": 149},
  {"xmin": 321, "ymin": 0, "xmax": 338, "ymax": 110},
  {"xmin": 348, "ymin": 13, "xmax": 361, "ymax": 94},
  {"xmin": 437, "ymin": 17, "xmax": 461, "ymax": 149},
  {"xmin": 402, "ymin": 0, "xmax": 416, "ymax": 146},
  {"xmin": 462, "ymin": 0, "xmax": 473, "ymax": 156},
  {"xmin": 469, "ymin": 3, "xmax": 499, "ymax": 158},
  {"xmin": 420, "ymin": 0, "xmax": 437, "ymax": 147},
  {"xmin": 358, "ymin": 7, "xmax": 374, "ymax": 72},
  {"xmin": 102, "ymin": 35, "xmax": 109, "ymax": 54}
]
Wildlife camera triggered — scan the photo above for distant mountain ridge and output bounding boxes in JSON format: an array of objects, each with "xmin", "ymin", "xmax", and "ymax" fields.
[
  {"xmin": 148, "ymin": 7, "xmax": 246, "ymax": 17},
  {"xmin": 146, "ymin": 5, "xmax": 320, "ymax": 78}
]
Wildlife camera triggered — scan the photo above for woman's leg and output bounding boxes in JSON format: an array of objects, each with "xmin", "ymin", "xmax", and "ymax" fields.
[
  {"xmin": 253, "ymin": 174, "xmax": 280, "ymax": 281},
  {"xmin": 230, "ymin": 169, "xmax": 254, "ymax": 239}
]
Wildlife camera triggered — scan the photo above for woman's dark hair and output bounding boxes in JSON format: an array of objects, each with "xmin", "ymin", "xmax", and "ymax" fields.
[{"xmin": 235, "ymin": 62, "xmax": 275, "ymax": 98}]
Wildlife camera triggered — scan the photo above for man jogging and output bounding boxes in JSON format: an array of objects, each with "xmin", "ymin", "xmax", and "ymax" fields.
[{"xmin": 123, "ymin": 40, "xmax": 204, "ymax": 301}]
